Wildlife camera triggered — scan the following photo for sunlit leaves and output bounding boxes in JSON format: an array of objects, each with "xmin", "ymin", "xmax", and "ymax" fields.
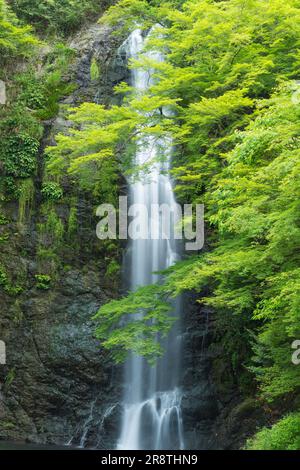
[
  {"xmin": 0, "ymin": 0, "xmax": 39, "ymax": 62},
  {"xmin": 93, "ymin": 284, "xmax": 175, "ymax": 363}
]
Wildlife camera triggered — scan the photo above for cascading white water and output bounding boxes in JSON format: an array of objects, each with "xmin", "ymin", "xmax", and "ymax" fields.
[{"xmin": 117, "ymin": 29, "xmax": 184, "ymax": 451}]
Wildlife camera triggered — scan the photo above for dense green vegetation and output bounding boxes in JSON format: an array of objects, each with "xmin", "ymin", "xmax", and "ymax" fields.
[
  {"xmin": 0, "ymin": 0, "xmax": 115, "ymax": 314},
  {"xmin": 0, "ymin": 0, "xmax": 120, "ymax": 297},
  {"xmin": 8, "ymin": 0, "xmax": 110, "ymax": 36},
  {"xmin": 1, "ymin": 0, "xmax": 299, "ymax": 449},
  {"xmin": 0, "ymin": 0, "xmax": 38, "ymax": 63},
  {"xmin": 46, "ymin": 0, "xmax": 300, "ymax": 449},
  {"xmin": 246, "ymin": 412, "xmax": 300, "ymax": 450}
]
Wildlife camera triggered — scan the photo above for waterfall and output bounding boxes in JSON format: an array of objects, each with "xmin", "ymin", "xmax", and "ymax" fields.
[
  {"xmin": 79, "ymin": 400, "xmax": 97, "ymax": 448},
  {"xmin": 117, "ymin": 29, "xmax": 184, "ymax": 451}
]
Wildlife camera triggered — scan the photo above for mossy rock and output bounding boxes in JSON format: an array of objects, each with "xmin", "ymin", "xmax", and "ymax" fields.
[{"xmin": 231, "ymin": 398, "xmax": 259, "ymax": 420}]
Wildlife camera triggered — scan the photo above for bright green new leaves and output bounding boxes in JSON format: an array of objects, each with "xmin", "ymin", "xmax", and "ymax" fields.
[
  {"xmin": 0, "ymin": 0, "xmax": 39, "ymax": 63},
  {"xmin": 93, "ymin": 284, "xmax": 175, "ymax": 363},
  {"xmin": 246, "ymin": 413, "xmax": 300, "ymax": 450},
  {"xmin": 46, "ymin": 103, "xmax": 139, "ymax": 197},
  {"xmin": 99, "ymin": 0, "xmax": 160, "ymax": 35},
  {"xmin": 166, "ymin": 88, "xmax": 300, "ymax": 403}
]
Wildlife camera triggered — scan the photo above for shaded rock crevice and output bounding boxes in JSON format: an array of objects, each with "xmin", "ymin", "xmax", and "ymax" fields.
[{"xmin": 181, "ymin": 295, "xmax": 267, "ymax": 450}]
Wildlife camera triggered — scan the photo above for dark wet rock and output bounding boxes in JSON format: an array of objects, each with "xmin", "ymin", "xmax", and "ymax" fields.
[
  {"xmin": 0, "ymin": 261, "xmax": 123, "ymax": 446},
  {"xmin": 181, "ymin": 299, "xmax": 219, "ymax": 450},
  {"xmin": 67, "ymin": 23, "xmax": 128, "ymax": 106},
  {"xmin": 181, "ymin": 294, "xmax": 266, "ymax": 450}
]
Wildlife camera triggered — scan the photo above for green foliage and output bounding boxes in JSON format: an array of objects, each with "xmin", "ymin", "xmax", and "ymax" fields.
[
  {"xmin": 1, "ymin": 133, "xmax": 39, "ymax": 178},
  {"xmin": 9, "ymin": 0, "xmax": 111, "ymax": 36},
  {"xmin": 17, "ymin": 72, "xmax": 46, "ymax": 109},
  {"xmin": 90, "ymin": 57, "xmax": 100, "ymax": 81},
  {"xmin": 0, "ymin": 0, "xmax": 298, "ymax": 447},
  {"xmin": 15, "ymin": 42, "xmax": 76, "ymax": 121},
  {"xmin": 0, "ymin": 421, "xmax": 16, "ymax": 430},
  {"xmin": 36, "ymin": 70, "xmax": 77, "ymax": 120},
  {"xmin": 93, "ymin": 284, "xmax": 175, "ymax": 363},
  {"xmin": 66, "ymin": 204, "xmax": 78, "ymax": 239},
  {"xmin": 34, "ymin": 274, "xmax": 51, "ymax": 290},
  {"xmin": 0, "ymin": 0, "xmax": 39, "ymax": 65},
  {"xmin": 1, "ymin": 0, "xmax": 300, "ymax": 452},
  {"xmin": 163, "ymin": 87, "xmax": 300, "ymax": 401},
  {"xmin": 0, "ymin": 85, "xmax": 43, "ymax": 137},
  {"xmin": 246, "ymin": 413, "xmax": 300, "ymax": 450},
  {"xmin": 4, "ymin": 368, "xmax": 15, "ymax": 388},
  {"xmin": 0, "ymin": 264, "xmax": 8, "ymax": 288},
  {"xmin": 0, "ymin": 101, "xmax": 41, "ymax": 198},
  {"xmin": 99, "ymin": 0, "xmax": 158, "ymax": 35},
  {"xmin": 41, "ymin": 182, "xmax": 63, "ymax": 201},
  {"xmin": 0, "ymin": 233, "xmax": 9, "ymax": 244},
  {"xmin": 36, "ymin": 205, "xmax": 65, "ymax": 275},
  {"xmin": 0, "ymin": 263, "xmax": 23, "ymax": 295},
  {"xmin": 0, "ymin": 28, "xmax": 77, "ymax": 208},
  {"xmin": 0, "ymin": 213, "xmax": 9, "ymax": 225},
  {"xmin": 38, "ymin": 206, "xmax": 64, "ymax": 246},
  {"xmin": 18, "ymin": 178, "xmax": 35, "ymax": 224},
  {"xmin": 46, "ymin": 102, "xmax": 130, "ymax": 201},
  {"xmin": 37, "ymin": 246, "xmax": 60, "ymax": 270},
  {"xmin": 105, "ymin": 259, "xmax": 120, "ymax": 279}
]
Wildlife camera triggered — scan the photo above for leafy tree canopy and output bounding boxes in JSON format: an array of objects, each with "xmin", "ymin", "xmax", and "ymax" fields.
[{"xmin": 0, "ymin": 0, "xmax": 39, "ymax": 63}]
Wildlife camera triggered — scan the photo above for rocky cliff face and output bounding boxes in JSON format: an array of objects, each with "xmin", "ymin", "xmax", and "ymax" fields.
[
  {"xmin": 0, "ymin": 22, "xmax": 127, "ymax": 448},
  {"xmin": 181, "ymin": 295, "xmax": 267, "ymax": 450},
  {"xmin": 181, "ymin": 297, "xmax": 219, "ymax": 449}
]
